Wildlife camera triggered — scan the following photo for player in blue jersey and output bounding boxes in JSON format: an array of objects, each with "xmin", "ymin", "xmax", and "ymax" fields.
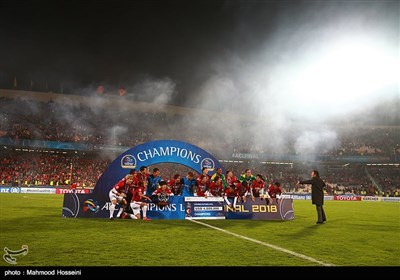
[{"xmin": 180, "ymin": 171, "xmax": 197, "ymax": 197}]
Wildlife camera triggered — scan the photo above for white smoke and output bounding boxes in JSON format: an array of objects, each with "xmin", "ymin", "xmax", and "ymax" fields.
[
  {"xmin": 107, "ymin": 125, "xmax": 128, "ymax": 146},
  {"xmin": 134, "ymin": 77, "xmax": 176, "ymax": 105},
  {"xmin": 294, "ymin": 129, "xmax": 339, "ymax": 156},
  {"xmin": 190, "ymin": 0, "xmax": 398, "ymax": 157}
]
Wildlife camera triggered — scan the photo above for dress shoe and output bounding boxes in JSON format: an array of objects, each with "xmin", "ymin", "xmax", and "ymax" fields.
[{"xmin": 316, "ymin": 221, "xmax": 324, "ymax": 224}]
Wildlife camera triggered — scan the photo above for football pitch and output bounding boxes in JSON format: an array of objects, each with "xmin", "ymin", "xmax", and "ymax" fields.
[{"xmin": 0, "ymin": 193, "xmax": 399, "ymax": 267}]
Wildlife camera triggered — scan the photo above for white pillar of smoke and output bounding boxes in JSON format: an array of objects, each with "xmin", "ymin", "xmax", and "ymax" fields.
[
  {"xmin": 133, "ymin": 77, "xmax": 176, "ymax": 106},
  {"xmin": 107, "ymin": 125, "xmax": 128, "ymax": 146},
  {"xmin": 191, "ymin": 1, "xmax": 398, "ymax": 158}
]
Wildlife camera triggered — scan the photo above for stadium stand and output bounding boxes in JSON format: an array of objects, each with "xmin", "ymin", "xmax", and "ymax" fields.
[{"xmin": 0, "ymin": 89, "xmax": 398, "ymax": 195}]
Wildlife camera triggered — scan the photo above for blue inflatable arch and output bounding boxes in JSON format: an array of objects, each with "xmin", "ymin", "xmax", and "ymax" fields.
[{"xmin": 93, "ymin": 140, "xmax": 224, "ymax": 195}]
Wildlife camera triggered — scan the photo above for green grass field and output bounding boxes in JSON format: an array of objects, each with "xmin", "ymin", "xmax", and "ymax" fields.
[{"xmin": 0, "ymin": 193, "xmax": 399, "ymax": 267}]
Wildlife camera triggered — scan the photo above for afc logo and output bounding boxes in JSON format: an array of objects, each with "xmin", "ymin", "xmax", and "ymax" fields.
[
  {"xmin": 200, "ymin": 158, "xmax": 215, "ymax": 172},
  {"xmin": 121, "ymin": 154, "xmax": 137, "ymax": 169}
]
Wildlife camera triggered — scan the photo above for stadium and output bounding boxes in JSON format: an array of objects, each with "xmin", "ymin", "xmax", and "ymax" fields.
[
  {"xmin": 0, "ymin": 0, "xmax": 399, "ymax": 274},
  {"xmin": 1, "ymin": 87, "xmax": 398, "ymax": 269}
]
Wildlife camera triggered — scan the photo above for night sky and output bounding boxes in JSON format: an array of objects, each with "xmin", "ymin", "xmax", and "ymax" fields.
[
  {"xmin": 1, "ymin": 0, "xmax": 257, "ymax": 94},
  {"xmin": 0, "ymin": 0, "xmax": 398, "ymax": 109}
]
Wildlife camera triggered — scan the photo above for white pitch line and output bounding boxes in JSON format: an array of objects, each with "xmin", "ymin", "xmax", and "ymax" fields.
[{"xmin": 188, "ymin": 218, "xmax": 335, "ymax": 267}]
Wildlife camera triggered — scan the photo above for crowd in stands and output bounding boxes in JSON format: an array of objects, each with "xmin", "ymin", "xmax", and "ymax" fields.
[
  {"xmin": 0, "ymin": 150, "xmax": 398, "ymax": 196},
  {"xmin": 0, "ymin": 151, "xmax": 109, "ymax": 188},
  {"xmin": 0, "ymin": 96, "xmax": 399, "ymax": 195},
  {"xmin": 1, "ymin": 97, "xmax": 399, "ymax": 159}
]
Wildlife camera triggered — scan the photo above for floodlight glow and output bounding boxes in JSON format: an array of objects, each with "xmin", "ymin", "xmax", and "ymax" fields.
[{"xmin": 292, "ymin": 38, "xmax": 398, "ymax": 110}]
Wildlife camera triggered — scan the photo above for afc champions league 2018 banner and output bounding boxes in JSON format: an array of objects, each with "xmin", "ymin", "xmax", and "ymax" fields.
[
  {"xmin": 62, "ymin": 140, "xmax": 295, "ymax": 220},
  {"xmin": 62, "ymin": 140, "xmax": 223, "ymax": 219}
]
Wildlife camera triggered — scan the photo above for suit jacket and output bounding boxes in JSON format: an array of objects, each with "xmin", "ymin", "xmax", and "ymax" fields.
[{"xmin": 299, "ymin": 177, "xmax": 325, "ymax": 205}]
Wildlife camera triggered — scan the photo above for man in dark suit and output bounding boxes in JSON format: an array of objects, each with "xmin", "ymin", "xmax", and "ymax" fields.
[{"xmin": 298, "ymin": 170, "xmax": 327, "ymax": 224}]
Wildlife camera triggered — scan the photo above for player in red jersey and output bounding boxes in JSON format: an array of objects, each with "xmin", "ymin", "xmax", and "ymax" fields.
[
  {"xmin": 224, "ymin": 184, "xmax": 238, "ymax": 211},
  {"xmin": 128, "ymin": 180, "xmax": 152, "ymax": 220},
  {"xmin": 268, "ymin": 181, "xmax": 283, "ymax": 204},
  {"xmin": 137, "ymin": 165, "xmax": 149, "ymax": 191},
  {"xmin": 250, "ymin": 174, "xmax": 265, "ymax": 201},
  {"xmin": 152, "ymin": 180, "xmax": 174, "ymax": 208},
  {"xmin": 167, "ymin": 174, "xmax": 182, "ymax": 196},
  {"xmin": 197, "ymin": 167, "xmax": 211, "ymax": 185},
  {"xmin": 236, "ymin": 180, "xmax": 250, "ymax": 203},
  {"xmin": 196, "ymin": 175, "xmax": 210, "ymax": 197},
  {"xmin": 207, "ymin": 176, "xmax": 224, "ymax": 197},
  {"xmin": 108, "ymin": 174, "xmax": 135, "ymax": 220},
  {"xmin": 225, "ymin": 170, "xmax": 238, "ymax": 188}
]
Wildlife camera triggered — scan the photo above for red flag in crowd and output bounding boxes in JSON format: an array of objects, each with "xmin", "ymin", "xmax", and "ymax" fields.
[
  {"xmin": 96, "ymin": 84, "xmax": 105, "ymax": 94},
  {"xmin": 118, "ymin": 87, "xmax": 126, "ymax": 96}
]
